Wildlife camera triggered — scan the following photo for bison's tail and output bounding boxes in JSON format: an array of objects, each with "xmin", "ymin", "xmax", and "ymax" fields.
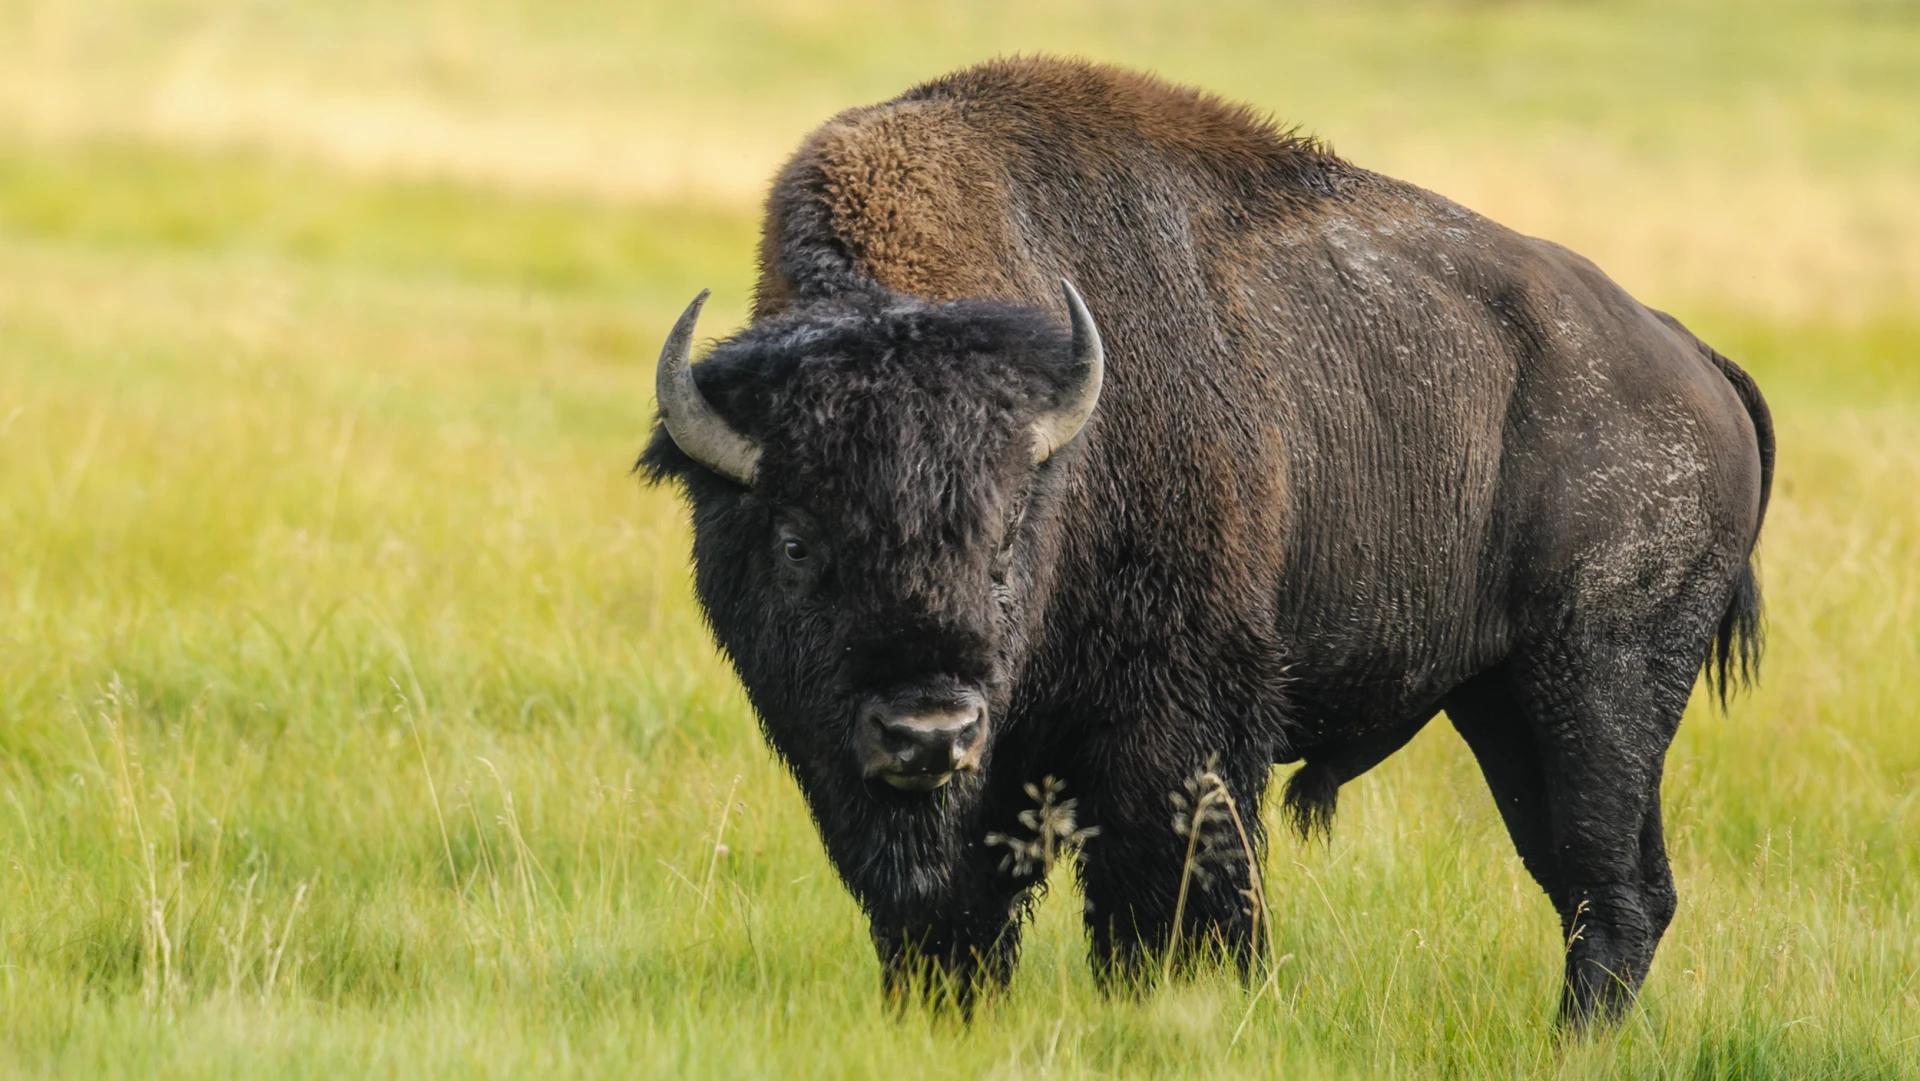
[
  {"xmin": 1706, "ymin": 564, "xmax": 1764, "ymax": 709},
  {"xmin": 1702, "ymin": 345, "xmax": 1774, "ymax": 709}
]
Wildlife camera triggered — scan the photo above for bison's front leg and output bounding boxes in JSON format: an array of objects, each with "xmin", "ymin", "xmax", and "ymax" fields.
[
  {"xmin": 870, "ymin": 895, "xmax": 1027, "ymax": 1014},
  {"xmin": 867, "ymin": 817, "xmax": 1050, "ymax": 1014},
  {"xmin": 1074, "ymin": 743, "xmax": 1272, "ymax": 987}
]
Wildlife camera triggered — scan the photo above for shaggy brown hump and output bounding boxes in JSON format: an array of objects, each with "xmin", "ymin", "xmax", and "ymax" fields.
[
  {"xmin": 904, "ymin": 56, "xmax": 1336, "ymax": 171},
  {"xmin": 753, "ymin": 56, "xmax": 1347, "ymax": 315}
]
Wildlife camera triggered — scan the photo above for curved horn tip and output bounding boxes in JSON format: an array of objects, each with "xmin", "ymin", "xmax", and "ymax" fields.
[
  {"xmin": 678, "ymin": 288, "xmax": 711, "ymax": 325},
  {"xmin": 1059, "ymin": 277, "xmax": 1083, "ymax": 309},
  {"xmin": 1058, "ymin": 278, "xmax": 1102, "ymax": 357},
  {"xmin": 659, "ymin": 289, "xmax": 713, "ymax": 352}
]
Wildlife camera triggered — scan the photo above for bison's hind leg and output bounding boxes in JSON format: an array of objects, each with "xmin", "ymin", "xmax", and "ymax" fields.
[{"xmin": 1450, "ymin": 599, "xmax": 1716, "ymax": 1028}]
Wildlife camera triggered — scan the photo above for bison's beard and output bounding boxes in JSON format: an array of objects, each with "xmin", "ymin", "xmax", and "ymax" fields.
[
  {"xmin": 798, "ymin": 766, "xmax": 989, "ymax": 927},
  {"xmin": 741, "ymin": 666, "xmax": 1007, "ymax": 932}
]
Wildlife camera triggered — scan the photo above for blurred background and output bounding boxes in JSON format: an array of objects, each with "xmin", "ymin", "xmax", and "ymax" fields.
[
  {"xmin": 11, "ymin": 1, "xmax": 1920, "ymax": 320},
  {"xmin": 5, "ymin": 0, "xmax": 1915, "ymax": 317},
  {"xmin": 2, "ymin": 1, "xmax": 1916, "ymax": 1075}
]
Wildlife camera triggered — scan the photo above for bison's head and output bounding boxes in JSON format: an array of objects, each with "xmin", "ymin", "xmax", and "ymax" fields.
[{"xmin": 639, "ymin": 283, "xmax": 1101, "ymax": 913}]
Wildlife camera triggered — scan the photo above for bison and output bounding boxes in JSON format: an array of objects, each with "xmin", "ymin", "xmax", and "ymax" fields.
[{"xmin": 638, "ymin": 58, "xmax": 1772, "ymax": 1026}]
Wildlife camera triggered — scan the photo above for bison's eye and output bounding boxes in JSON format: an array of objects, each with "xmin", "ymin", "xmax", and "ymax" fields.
[{"xmin": 781, "ymin": 536, "xmax": 810, "ymax": 563}]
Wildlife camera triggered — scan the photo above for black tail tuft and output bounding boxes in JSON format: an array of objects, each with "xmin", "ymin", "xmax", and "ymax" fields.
[
  {"xmin": 1704, "ymin": 564, "xmax": 1764, "ymax": 710},
  {"xmin": 1697, "ymin": 339, "xmax": 1773, "ymax": 712},
  {"xmin": 1283, "ymin": 762, "xmax": 1340, "ymax": 841}
]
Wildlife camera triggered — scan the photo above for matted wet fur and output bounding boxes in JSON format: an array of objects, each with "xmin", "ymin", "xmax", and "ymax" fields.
[{"xmin": 640, "ymin": 57, "xmax": 1772, "ymax": 1026}]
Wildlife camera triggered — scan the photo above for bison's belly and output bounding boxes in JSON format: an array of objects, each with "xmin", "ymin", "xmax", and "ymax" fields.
[{"xmin": 1273, "ymin": 564, "xmax": 1509, "ymax": 752}]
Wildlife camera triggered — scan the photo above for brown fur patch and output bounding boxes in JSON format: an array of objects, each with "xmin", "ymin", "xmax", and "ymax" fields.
[
  {"xmin": 753, "ymin": 57, "xmax": 1343, "ymax": 314},
  {"xmin": 812, "ymin": 104, "xmax": 1021, "ymax": 301}
]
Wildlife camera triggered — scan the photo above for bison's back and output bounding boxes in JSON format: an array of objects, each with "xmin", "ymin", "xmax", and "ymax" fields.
[{"xmin": 1248, "ymin": 189, "xmax": 1765, "ymax": 723}]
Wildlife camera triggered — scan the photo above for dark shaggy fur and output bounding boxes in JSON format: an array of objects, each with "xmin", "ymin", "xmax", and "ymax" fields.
[{"xmin": 640, "ymin": 58, "xmax": 1773, "ymax": 1027}]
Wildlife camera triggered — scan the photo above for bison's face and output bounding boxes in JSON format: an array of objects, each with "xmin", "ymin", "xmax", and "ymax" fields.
[
  {"xmin": 639, "ymin": 284, "xmax": 1101, "ymax": 907},
  {"xmin": 758, "ymin": 488, "xmax": 996, "ymax": 796}
]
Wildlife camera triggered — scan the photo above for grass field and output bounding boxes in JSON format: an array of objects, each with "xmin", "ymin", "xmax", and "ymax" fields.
[{"xmin": 3, "ymin": 1, "xmax": 1917, "ymax": 1076}]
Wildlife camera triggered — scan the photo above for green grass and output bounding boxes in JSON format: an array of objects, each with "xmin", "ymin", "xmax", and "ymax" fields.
[{"xmin": 3, "ymin": 1, "xmax": 1919, "ymax": 1076}]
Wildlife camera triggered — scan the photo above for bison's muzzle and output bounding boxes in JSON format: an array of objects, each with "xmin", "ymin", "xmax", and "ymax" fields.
[{"xmin": 855, "ymin": 689, "xmax": 987, "ymax": 792}]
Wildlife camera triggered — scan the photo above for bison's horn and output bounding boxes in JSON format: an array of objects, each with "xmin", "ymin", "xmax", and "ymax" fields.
[
  {"xmin": 655, "ymin": 289, "xmax": 760, "ymax": 486},
  {"xmin": 1030, "ymin": 279, "xmax": 1105, "ymax": 463}
]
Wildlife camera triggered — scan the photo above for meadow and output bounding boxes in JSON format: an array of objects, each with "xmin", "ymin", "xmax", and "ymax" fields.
[{"xmin": 2, "ymin": 1, "xmax": 1917, "ymax": 1076}]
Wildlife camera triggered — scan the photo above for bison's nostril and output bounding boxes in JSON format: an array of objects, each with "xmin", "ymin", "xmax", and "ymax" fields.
[
  {"xmin": 876, "ymin": 719, "xmax": 920, "ymax": 757},
  {"xmin": 949, "ymin": 714, "xmax": 985, "ymax": 771}
]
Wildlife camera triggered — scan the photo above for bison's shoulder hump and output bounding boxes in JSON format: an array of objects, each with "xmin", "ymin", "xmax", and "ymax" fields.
[{"xmin": 757, "ymin": 57, "xmax": 1348, "ymax": 307}]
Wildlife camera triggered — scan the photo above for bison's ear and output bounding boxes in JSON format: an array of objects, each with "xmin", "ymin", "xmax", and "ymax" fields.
[{"xmin": 635, "ymin": 421, "xmax": 692, "ymax": 488}]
